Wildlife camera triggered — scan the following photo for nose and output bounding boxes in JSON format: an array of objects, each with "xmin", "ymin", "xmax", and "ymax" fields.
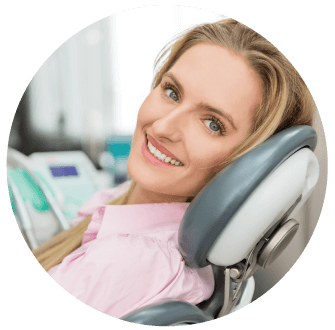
[{"xmin": 151, "ymin": 105, "xmax": 187, "ymax": 143}]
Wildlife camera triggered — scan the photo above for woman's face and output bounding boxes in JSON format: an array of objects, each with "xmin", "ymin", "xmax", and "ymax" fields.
[{"xmin": 127, "ymin": 43, "xmax": 263, "ymax": 201}]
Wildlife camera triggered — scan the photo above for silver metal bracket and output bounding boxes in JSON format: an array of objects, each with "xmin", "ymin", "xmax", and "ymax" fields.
[{"xmin": 220, "ymin": 241, "xmax": 265, "ymax": 316}]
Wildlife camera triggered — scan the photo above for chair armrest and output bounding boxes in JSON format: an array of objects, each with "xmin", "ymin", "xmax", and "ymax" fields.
[{"xmin": 121, "ymin": 301, "xmax": 213, "ymax": 326}]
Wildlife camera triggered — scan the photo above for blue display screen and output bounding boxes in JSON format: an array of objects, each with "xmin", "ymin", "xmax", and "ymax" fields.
[{"xmin": 49, "ymin": 166, "xmax": 78, "ymax": 177}]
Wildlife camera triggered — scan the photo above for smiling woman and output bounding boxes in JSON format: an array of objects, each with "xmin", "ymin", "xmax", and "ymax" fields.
[
  {"xmin": 127, "ymin": 43, "xmax": 263, "ymax": 204},
  {"xmin": 33, "ymin": 18, "xmax": 317, "ymax": 320}
]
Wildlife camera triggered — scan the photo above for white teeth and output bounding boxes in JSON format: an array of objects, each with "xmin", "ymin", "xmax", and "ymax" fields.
[
  {"xmin": 154, "ymin": 149, "xmax": 162, "ymax": 158},
  {"xmin": 148, "ymin": 141, "xmax": 156, "ymax": 154},
  {"xmin": 158, "ymin": 153, "xmax": 166, "ymax": 161},
  {"xmin": 147, "ymin": 139, "xmax": 183, "ymax": 166}
]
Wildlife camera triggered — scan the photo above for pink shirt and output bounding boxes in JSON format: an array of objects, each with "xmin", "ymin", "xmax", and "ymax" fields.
[{"xmin": 48, "ymin": 181, "xmax": 214, "ymax": 319}]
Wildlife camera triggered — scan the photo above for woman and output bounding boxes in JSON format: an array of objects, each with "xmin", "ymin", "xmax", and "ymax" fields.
[{"xmin": 33, "ymin": 19, "xmax": 316, "ymax": 318}]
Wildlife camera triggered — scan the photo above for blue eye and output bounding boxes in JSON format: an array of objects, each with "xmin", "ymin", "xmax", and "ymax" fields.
[
  {"xmin": 204, "ymin": 116, "xmax": 226, "ymax": 136},
  {"xmin": 205, "ymin": 120, "xmax": 220, "ymax": 131},
  {"xmin": 161, "ymin": 82, "xmax": 180, "ymax": 102},
  {"xmin": 166, "ymin": 89, "xmax": 179, "ymax": 102}
]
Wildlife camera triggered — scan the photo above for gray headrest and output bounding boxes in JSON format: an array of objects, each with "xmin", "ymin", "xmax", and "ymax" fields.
[{"xmin": 178, "ymin": 125, "xmax": 317, "ymax": 268}]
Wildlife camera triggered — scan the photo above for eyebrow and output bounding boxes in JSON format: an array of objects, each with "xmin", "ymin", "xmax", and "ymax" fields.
[{"xmin": 162, "ymin": 72, "xmax": 237, "ymax": 131}]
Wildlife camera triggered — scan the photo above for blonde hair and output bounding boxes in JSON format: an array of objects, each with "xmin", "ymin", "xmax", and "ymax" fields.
[{"xmin": 33, "ymin": 18, "xmax": 317, "ymax": 271}]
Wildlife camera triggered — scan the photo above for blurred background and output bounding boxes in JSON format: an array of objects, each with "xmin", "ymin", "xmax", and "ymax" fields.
[
  {"xmin": 7, "ymin": 6, "xmax": 327, "ymax": 304},
  {"xmin": 9, "ymin": 7, "xmax": 223, "ymax": 178}
]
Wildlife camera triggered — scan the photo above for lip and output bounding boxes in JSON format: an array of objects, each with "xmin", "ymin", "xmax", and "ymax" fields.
[
  {"xmin": 147, "ymin": 134, "xmax": 180, "ymax": 161},
  {"xmin": 141, "ymin": 138, "xmax": 178, "ymax": 168}
]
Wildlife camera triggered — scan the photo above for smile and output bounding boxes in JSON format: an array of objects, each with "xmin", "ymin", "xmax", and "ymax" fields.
[
  {"xmin": 141, "ymin": 135, "xmax": 184, "ymax": 168},
  {"xmin": 147, "ymin": 139, "xmax": 183, "ymax": 166}
]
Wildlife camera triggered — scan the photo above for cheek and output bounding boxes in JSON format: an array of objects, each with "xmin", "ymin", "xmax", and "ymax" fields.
[
  {"xmin": 189, "ymin": 143, "xmax": 228, "ymax": 168},
  {"xmin": 193, "ymin": 155, "xmax": 225, "ymax": 168},
  {"xmin": 137, "ymin": 90, "xmax": 163, "ymax": 123},
  {"xmin": 136, "ymin": 100, "xmax": 150, "ymax": 124}
]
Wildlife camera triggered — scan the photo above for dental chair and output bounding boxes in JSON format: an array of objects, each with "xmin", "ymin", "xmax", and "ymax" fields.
[
  {"xmin": 7, "ymin": 126, "xmax": 319, "ymax": 325},
  {"xmin": 121, "ymin": 125, "xmax": 319, "ymax": 325}
]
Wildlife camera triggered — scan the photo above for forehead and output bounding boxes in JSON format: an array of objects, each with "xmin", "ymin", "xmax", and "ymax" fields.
[{"xmin": 172, "ymin": 42, "xmax": 256, "ymax": 83}]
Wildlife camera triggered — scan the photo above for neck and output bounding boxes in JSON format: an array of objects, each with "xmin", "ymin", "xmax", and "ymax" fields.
[{"xmin": 126, "ymin": 182, "xmax": 189, "ymax": 205}]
